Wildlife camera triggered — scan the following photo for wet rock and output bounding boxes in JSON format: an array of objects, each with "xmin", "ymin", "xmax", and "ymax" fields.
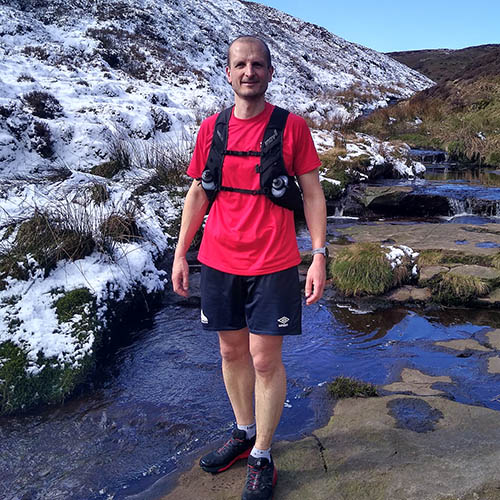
[
  {"xmin": 339, "ymin": 221, "xmax": 500, "ymax": 256},
  {"xmin": 449, "ymin": 264, "xmax": 500, "ymax": 283},
  {"xmin": 387, "ymin": 285, "xmax": 431, "ymax": 303},
  {"xmin": 486, "ymin": 329, "xmax": 500, "ymax": 350},
  {"xmin": 488, "ymin": 356, "xmax": 500, "ymax": 374},
  {"xmin": 383, "ymin": 368, "xmax": 452, "ymax": 396},
  {"xmin": 435, "ymin": 339, "xmax": 492, "ymax": 352},
  {"xmin": 163, "ymin": 395, "xmax": 500, "ymax": 500},
  {"xmin": 387, "ymin": 397, "xmax": 444, "ymax": 433}
]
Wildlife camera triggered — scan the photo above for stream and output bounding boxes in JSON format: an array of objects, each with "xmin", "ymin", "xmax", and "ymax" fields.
[{"xmin": 2, "ymin": 161, "xmax": 500, "ymax": 500}]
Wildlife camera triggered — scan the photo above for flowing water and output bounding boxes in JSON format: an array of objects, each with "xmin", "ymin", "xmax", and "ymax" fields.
[{"xmin": 2, "ymin": 164, "xmax": 500, "ymax": 500}]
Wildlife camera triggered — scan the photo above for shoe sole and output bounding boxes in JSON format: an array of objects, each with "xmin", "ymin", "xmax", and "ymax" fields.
[{"xmin": 200, "ymin": 447, "xmax": 252, "ymax": 474}]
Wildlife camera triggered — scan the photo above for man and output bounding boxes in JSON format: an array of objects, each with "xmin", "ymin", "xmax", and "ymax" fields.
[{"xmin": 172, "ymin": 35, "xmax": 326, "ymax": 500}]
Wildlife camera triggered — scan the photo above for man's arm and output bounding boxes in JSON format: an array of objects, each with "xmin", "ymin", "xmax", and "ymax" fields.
[
  {"xmin": 172, "ymin": 179, "xmax": 209, "ymax": 297},
  {"xmin": 297, "ymin": 168, "xmax": 327, "ymax": 305}
]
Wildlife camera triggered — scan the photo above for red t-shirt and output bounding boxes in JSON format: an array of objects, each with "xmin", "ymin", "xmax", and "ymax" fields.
[{"xmin": 187, "ymin": 102, "xmax": 321, "ymax": 276}]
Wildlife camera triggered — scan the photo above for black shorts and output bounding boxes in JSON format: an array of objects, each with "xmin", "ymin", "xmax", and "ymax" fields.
[{"xmin": 200, "ymin": 264, "xmax": 302, "ymax": 335}]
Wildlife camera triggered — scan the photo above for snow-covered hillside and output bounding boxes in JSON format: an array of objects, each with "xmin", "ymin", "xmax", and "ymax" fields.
[{"xmin": 0, "ymin": 0, "xmax": 433, "ymax": 175}]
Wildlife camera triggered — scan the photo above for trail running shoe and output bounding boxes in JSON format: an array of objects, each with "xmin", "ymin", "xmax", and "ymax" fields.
[
  {"xmin": 199, "ymin": 428, "xmax": 255, "ymax": 473},
  {"xmin": 241, "ymin": 455, "xmax": 277, "ymax": 500}
]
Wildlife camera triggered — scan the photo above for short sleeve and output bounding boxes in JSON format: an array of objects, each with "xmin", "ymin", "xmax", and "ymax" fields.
[{"xmin": 282, "ymin": 114, "xmax": 321, "ymax": 177}]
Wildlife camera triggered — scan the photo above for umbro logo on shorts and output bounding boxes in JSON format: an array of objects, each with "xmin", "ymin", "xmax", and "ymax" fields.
[
  {"xmin": 277, "ymin": 316, "xmax": 290, "ymax": 327},
  {"xmin": 201, "ymin": 310, "xmax": 208, "ymax": 324}
]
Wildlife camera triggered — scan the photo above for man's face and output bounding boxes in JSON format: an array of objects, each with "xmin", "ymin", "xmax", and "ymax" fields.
[{"xmin": 226, "ymin": 40, "xmax": 273, "ymax": 100}]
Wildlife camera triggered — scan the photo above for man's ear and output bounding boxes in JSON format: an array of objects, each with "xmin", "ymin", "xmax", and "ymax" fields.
[
  {"xmin": 225, "ymin": 66, "xmax": 232, "ymax": 84},
  {"xmin": 268, "ymin": 65, "xmax": 274, "ymax": 82}
]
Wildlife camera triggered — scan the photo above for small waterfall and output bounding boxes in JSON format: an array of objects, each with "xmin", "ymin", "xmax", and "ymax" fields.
[
  {"xmin": 448, "ymin": 197, "xmax": 500, "ymax": 217},
  {"xmin": 448, "ymin": 197, "xmax": 468, "ymax": 215}
]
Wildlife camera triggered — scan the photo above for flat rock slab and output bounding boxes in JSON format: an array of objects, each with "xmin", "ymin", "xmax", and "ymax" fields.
[
  {"xmin": 488, "ymin": 356, "xmax": 500, "ymax": 374},
  {"xmin": 449, "ymin": 264, "xmax": 500, "ymax": 282},
  {"xmin": 419, "ymin": 265, "xmax": 449, "ymax": 282},
  {"xmin": 383, "ymin": 368, "xmax": 452, "ymax": 397},
  {"xmin": 162, "ymin": 395, "xmax": 500, "ymax": 500},
  {"xmin": 486, "ymin": 329, "xmax": 500, "ymax": 350},
  {"xmin": 338, "ymin": 222, "xmax": 500, "ymax": 256},
  {"xmin": 435, "ymin": 339, "xmax": 492, "ymax": 352},
  {"xmin": 387, "ymin": 285, "xmax": 431, "ymax": 302}
]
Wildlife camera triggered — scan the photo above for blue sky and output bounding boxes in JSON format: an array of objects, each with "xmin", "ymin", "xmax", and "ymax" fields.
[{"xmin": 257, "ymin": 0, "xmax": 500, "ymax": 52}]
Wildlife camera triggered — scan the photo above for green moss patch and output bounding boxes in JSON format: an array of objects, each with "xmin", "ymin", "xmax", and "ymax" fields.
[{"xmin": 328, "ymin": 376, "xmax": 378, "ymax": 399}]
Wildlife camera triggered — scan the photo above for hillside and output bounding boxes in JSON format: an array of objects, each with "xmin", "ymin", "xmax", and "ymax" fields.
[
  {"xmin": 387, "ymin": 44, "xmax": 500, "ymax": 83},
  {"xmin": 0, "ymin": 0, "xmax": 432, "ymax": 177},
  {"xmin": 356, "ymin": 44, "xmax": 500, "ymax": 166}
]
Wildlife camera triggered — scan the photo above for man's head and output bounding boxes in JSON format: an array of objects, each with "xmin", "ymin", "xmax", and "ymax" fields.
[
  {"xmin": 227, "ymin": 36, "xmax": 272, "ymax": 68},
  {"xmin": 226, "ymin": 36, "xmax": 274, "ymax": 102}
]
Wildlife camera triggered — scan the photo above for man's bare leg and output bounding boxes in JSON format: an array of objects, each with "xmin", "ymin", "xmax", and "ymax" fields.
[
  {"xmin": 218, "ymin": 328, "xmax": 255, "ymax": 425},
  {"xmin": 249, "ymin": 333, "xmax": 286, "ymax": 450}
]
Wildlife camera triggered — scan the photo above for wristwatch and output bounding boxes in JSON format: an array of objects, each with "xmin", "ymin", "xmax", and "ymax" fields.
[{"xmin": 311, "ymin": 246, "xmax": 329, "ymax": 258}]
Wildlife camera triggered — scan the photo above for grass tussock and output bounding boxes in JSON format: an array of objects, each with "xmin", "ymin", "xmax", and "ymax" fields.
[
  {"xmin": 330, "ymin": 243, "xmax": 394, "ymax": 296},
  {"xmin": 418, "ymin": 249, "xmax": 491, "ymax": 267},
  {"xmin": 328, "ymin": 376, "xmax": 378, "ymax": 399},
  {"xmin": 0, "ymin": 210, "xmax": 95, "ymax": 281},
  {"xmin": 431, "ymin": 273, "xmax": 489, "ymax": 305}
]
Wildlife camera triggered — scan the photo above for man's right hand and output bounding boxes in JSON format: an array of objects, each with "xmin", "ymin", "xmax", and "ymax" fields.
[{"xmin": 172, "ymin": 255, "xmax": 190, "ymax": 297}]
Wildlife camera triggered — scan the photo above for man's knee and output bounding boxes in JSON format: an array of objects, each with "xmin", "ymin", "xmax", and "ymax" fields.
[
  {"xmin": 219, "ymin": 330, "xmax": 250, "ymax": 363},
  {"xmin": 250, "ymin": 349, "xmax": 283, "ymax": 377}
]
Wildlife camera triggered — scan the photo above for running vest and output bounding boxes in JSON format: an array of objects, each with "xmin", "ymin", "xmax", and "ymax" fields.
[{"xmin": 200, "ymin": 106, "xmax": 303, "ymax": 211}]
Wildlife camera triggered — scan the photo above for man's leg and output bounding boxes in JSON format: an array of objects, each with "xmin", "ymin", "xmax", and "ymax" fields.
[
  {"xmin": 249, "ymin": 333, "xmax": 286, "ymax": 450},
  {"xmin": 218, "ymin": 328, "xmax": 255, "ymax": 425},
  {"xmin": 199, "ymin": 327, "xmax": 256, "ymax": 473}
]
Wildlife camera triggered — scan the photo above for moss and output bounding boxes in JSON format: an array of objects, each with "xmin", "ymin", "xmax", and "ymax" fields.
[
  {"xmin": 55, "ymin": 287, "xmax": 94, "ymax": 322},
  {"xmin": 0, "ymin": 340, "xmax": 94, "ymax": 416},
  {"xmin": 486, "ymin": 151, "xmax": 500, "ymax": 167},
  {"xmin": 327, "ymin": 376, "xmax": 378, "ymax": 399},
  {"xmin": 321, "ymin": 180, "xmax": 342, "ymax": 201},
  {"xmin": 0, "ymin": 287, "xmax": 100, "ymax": 415},
  {"xmin": 330, "ymin": 243, "xmax": 394, "ymax": 296},
  {"xmin": 431, "ymin": 273, "xmax": 489, "ymax": 305}
]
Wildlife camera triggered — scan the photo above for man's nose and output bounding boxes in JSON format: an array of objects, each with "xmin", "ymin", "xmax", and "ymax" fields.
[{"xmin": 244, "ymin": 63, "xmax": 255, "ymax": 76}]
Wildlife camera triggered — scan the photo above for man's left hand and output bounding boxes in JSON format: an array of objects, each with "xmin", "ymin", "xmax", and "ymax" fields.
[{"xmin": 304, "ymin": 255, "xmax": 326, "ymax": 305}]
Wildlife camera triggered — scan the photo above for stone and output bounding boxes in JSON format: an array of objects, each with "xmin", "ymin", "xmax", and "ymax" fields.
[
  {"xmin": 486, "ymin": 329, "xmax": 500, "ymax": 350},
  {"xmin": 388, "ymin": 286, "xmax": 431, "ymax": 303},
  {"xmin": 338, "ymin": 222, "xmax": 500, "ymax": 256},
  {"xmin": 409, "ymin": 286, "xmax": 432, "ymax": 301},
  {"xmin": 449, "ymin": 264, "xmax": 500, "ymax": 283},
  {"xmin": 477, "ymin": 288, "xmax": 500, "ymax": 305},
  {"xmin": 435, "ymin": 339, "xmax": 492, "ymax": 352},
  {"xmin": 162, "ymin": 395, "xmax": 500, "ymax": 500},
  {"xmin": 488, "ymin": 356, "xmax": 500, "ymax": 374},
  {"xmin": 418, "ymin": 265, "xmax": 449, "ymax": 282},
  {"xmin": 383, "ymin": 368, "xmax": 452, "ymax": 396}
]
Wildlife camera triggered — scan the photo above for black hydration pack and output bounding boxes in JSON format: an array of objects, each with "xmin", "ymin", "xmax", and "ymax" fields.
[{"xmin": 200, "ymin": 105, "xmax": 303, "ymax": 211}]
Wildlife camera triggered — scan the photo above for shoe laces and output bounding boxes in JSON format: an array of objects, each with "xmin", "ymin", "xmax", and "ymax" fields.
[
  {"xmin": 217, "ymin": 436, "xmax": 240, "ymax": 454},
  {"xmin": 247, "ymin": 463, "xmax": 264, "ymax": 491}
]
